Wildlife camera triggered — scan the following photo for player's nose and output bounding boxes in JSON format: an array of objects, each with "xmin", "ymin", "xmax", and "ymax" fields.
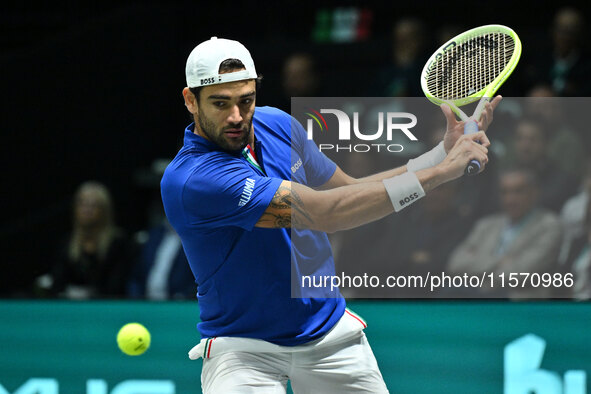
[{"xmin": 227, "ymin": 105, "xmax": 243, "ymax": 123}]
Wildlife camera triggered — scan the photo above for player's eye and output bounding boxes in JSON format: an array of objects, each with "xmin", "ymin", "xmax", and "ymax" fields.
[
  {"xmin": 213, "ymin": 101, "xmax": 226, "ymax": 108},
  {"xmin": 241, "ymin": 98, "xmax": 253, "ymax": 105}
]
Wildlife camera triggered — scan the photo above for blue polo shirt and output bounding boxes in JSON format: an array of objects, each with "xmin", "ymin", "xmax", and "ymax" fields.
[{"xmin": 161, "ymin": 106, "xmax": 345, "ymax": 346}]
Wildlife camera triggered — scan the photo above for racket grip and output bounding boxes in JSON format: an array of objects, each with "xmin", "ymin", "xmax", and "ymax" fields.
[{"xmin": 463, "ymin": 120, "xmax": 481, "ymax": 176}]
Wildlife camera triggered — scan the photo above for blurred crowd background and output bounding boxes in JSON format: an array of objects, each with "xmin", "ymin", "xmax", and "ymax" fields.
[{"xmin": 1, "ymin": 1, "xmax": 590, "ymax": 300}]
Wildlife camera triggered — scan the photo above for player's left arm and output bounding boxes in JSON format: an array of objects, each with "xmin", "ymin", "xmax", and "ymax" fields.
[
  {"xmin": 257, "ymin": 132, "xmax": 490, "ymax": 231},
  {"xmin": 318, "ymin": 96, "xmax": 501, "ymax": 190},
  {"xmin": 316, "ymin": 165, "xmax": 408, "ymax": 189}
]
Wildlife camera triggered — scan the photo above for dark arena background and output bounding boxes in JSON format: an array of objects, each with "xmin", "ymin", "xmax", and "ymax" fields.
[{"xmin": 1, "ymin": 1, "xmax": 591, "ymax": 393}]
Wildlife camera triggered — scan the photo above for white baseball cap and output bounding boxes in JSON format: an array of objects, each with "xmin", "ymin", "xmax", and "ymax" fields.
[{"xmin": 185, "ymin": 37, "xmax": 257, "ymax": 88}]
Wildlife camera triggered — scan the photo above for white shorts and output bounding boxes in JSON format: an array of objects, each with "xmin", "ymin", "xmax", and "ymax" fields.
[{"xmin": 192, "ymin": 309, "xmax": 389, "ymax": 394}]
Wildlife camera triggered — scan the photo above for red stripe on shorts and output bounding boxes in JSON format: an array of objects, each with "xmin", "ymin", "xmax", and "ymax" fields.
[
  {"xmin": 207, "ymin": 337, "xmax": 215, "ymax": 358},
  {"xmin": 346, "ymin": 310, "xmax": 367, "ymax": 328}
]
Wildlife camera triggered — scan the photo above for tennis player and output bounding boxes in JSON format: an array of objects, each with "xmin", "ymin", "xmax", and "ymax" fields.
[{"xmin": 161, "ymin": 37, "xmax": 499, "ymax": 393}]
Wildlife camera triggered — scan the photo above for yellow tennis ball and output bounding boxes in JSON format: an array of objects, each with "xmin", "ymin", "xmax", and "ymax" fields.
[{"xmin": 117, "ymin": 323, "xmax": 151, "ymax": 356}]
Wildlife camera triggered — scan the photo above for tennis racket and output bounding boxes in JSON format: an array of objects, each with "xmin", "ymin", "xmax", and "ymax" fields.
[{"xmin": 420, "ymin": 24, "xmax": 522, "ymax": 175}]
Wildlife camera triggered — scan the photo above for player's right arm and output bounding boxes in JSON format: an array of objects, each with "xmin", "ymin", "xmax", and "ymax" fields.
[{"xmin": 256, "ymin": 131, "xmax": 489, "ymax": 232}]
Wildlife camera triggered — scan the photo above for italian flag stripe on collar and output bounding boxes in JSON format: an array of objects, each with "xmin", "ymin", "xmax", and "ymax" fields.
[{"xmin": 242, "ymin": 144, "xmax": 262, "ymax": 173}]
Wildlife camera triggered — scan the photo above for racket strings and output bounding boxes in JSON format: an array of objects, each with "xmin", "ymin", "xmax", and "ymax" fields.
[{"xmin": 427, "ymin": 32, "xmax": 515, "ymax": 100}]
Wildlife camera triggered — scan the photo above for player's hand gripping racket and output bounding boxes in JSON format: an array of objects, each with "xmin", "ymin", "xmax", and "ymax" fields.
[{"xmin": 420, "ymin": 25, "xmax": 522, "ymax": 175}]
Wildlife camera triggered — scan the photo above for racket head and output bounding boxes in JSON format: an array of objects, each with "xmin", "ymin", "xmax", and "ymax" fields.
[{"xmin": 420, "ymin": 24, "xmax": 522, "ymax": 114}]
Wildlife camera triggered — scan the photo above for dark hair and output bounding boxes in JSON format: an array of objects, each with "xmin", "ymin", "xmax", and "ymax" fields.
[
  {"xmin": 499, "ymin": 168, "xmax": 540, "ymax": 189},
  {"xmin": 516, "ymin": 117, "xmax": 549, "ymax": 141},
  {"xmin": 190, "ymin": 58, "xmax": 262, "ymax": 103}
]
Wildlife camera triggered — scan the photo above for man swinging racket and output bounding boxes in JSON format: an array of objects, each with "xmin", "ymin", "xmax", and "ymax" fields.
[{"xmin": 161, "ymin": 36, "xmax": 499, "ymax": 393}]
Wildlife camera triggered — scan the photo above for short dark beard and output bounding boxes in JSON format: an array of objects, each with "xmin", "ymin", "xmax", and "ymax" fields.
[{"xmin": 197, "ymin": 108, "xmax": 252, "ymax": 152}]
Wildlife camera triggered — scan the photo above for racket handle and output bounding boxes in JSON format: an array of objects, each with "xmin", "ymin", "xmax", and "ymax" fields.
[{"xmin": 463, "ymin": 120, "xmax": 481, "ymax": 176}]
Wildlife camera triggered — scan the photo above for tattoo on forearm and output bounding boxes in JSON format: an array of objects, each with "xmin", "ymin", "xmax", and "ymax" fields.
[
  {"xmin": 258, "ymin": 184, "xmax": 313, "ymax": 228},
  {"xmin": 270, "ymin": 185, "xmax": 291, "ymax": 209},
  {"xmin": 290, "ymin": 186, "xmax": 313, "ymax": 227}
]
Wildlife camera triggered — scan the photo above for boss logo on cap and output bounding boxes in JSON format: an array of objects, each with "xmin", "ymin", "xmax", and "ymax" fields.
[
  {"xmin": 399, "ymin": 192, "xmax": 420, "ymax": 207},
  {"xmin": 200, "ymin": 77, "xmax": 216, "ymax": 85}
]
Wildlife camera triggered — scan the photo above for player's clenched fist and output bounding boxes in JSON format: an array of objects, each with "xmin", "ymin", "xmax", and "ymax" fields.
[{"xmin": 438, "ymin": 131, "xmax": 490, "ymax": 181}]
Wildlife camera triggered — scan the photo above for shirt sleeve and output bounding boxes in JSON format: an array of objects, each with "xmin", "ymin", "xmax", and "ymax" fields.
[
  {"xmin": 182, "ymin": 154, "xmax": 283, "ymax": 231},
  {"xmin": 291, "ymin": 116, "xmax": 336, "ymax": 187}
]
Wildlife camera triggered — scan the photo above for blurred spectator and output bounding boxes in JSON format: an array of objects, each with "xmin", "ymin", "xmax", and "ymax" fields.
[
  {"xmin": 503, "ymin": 118, "xmax": 578, "ymax": 212},
  {"xmin": 389, "ymin": 181, "xmax": 473, "ymax": 296},
  {"xmin": 448, "ymin": 169, "xmax": 562, "ymax": 298},
  {"xmin": 433, "ymin": 127, "xmax": 500, "ymax": 220},
  {"xmin": 562, "ymin": 199, "xmax": 591, "ymax": 299},
  {"xmin": 369, "ymin": 17, "xmax": 428, "ymax": 97},
  {"xmin": 559, "ymin": 158, "xmax": 591, "ymax": 265},
  {"xmin": 524, "ymin": 86, "xmax": 585, "ymax": 178},
  {"xmin": 526, "ymin": 7, "xmax": 591, "ymax": 96},
  {"xmin": 37, "ymin": 181, "xmax": 133, "ymax": 299},
  {"xmin": 129, "ymin": 158, "xmax": 196, "ymax": 300},
  {"xmin": 128, "ymin": 218, "xmax": 196, "ymax": 300},
  {"xmin": 436, "ymin": 24, "xmax": 463, "ymax": 45},
  {"xmin": 277, "ymin": 53, "xmax": 320, "ymax": 112},
  {"xmin": 527, "ymin": 84, "xmax": 554, "ymax": 98},
  {"xmin": 329, "ymin": 151, "xmax": 389, "ymax": 298}
]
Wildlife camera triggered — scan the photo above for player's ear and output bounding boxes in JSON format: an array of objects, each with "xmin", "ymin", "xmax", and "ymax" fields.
[{"xmin": 183, "ymin": 87, "xmax": 199, "ymax": 114}]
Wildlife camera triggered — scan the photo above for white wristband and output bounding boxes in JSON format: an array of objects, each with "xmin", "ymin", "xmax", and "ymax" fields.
[
  {"xmin": 406, "ymin": 141, "xmax": 447, "ymax": 172},
  {"xmin": 382, "ymin": 172, "xmax": 426, "ymax": 212}
]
